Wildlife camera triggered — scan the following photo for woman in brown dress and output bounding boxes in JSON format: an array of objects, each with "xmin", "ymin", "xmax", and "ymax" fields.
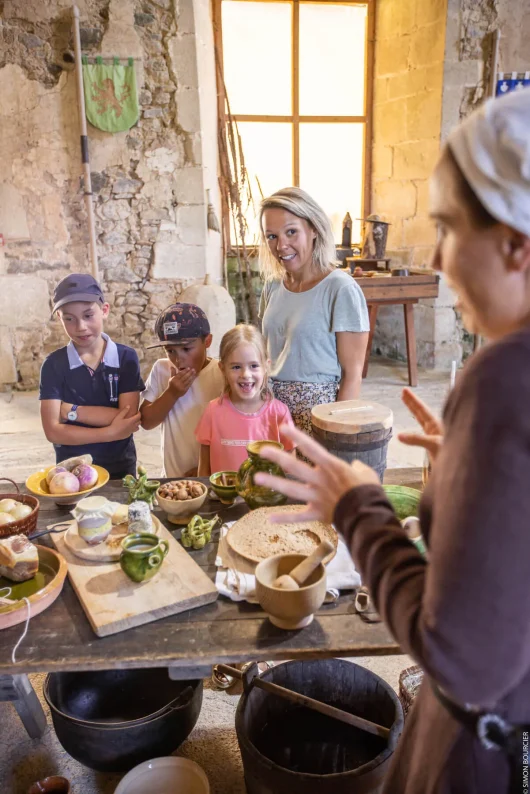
[{"xmin": 254, "ymin": 88, "xmax": 530, "ymax": 794}]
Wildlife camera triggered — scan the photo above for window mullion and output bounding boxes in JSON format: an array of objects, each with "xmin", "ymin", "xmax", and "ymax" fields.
[{"xmin": 293, "ymin": 0, "xmax": 300, "ymax": 185}]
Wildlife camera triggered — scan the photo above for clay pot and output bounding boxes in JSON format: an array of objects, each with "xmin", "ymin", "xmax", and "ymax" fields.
[
  {"xmin": 236, "ymin": 441, "xmax": 288, "ymax": 511},
  {"xmin": 27, "ymin": 777, "xmax": 70, "ymax": 794}
]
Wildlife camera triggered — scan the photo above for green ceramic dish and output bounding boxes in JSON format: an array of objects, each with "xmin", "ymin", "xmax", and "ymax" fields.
[
  {"xmin": 382, "ymin": 485, "xmax": 422, "ymax": 521},
  {"xmin": 236, "ymin": 441, "xmax": 288, "ymax": 511},
  {"xmin": 209, "ymin": 471, "xmax": 238, "ymax": 505}
]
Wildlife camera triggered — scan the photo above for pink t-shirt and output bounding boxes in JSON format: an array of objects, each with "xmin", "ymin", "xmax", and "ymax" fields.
[{"xmin": 195, "ymin": 396, "xmax": 296, "ymax": 473}]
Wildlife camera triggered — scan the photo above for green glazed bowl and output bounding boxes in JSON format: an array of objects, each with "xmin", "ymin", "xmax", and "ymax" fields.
[
  {"xmin": 383, "ymin": 485, "xmax": 422, "ymax": 521},
  {"xmin": 120, "ymin": 533, "xmax": 169, "ymax": 583},
  {"xmin": 209, "ymin": 471, "xmax": 238, "ymax": 505}
]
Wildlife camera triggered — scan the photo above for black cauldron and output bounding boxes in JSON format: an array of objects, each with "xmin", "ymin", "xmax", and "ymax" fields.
[{"xmin": 44, "ymin": 669, "xmax": 202, "ymax": 773}]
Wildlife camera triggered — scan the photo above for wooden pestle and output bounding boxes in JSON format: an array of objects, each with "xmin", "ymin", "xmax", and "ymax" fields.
[
  {"xmin": 272, "ymin": 540, "xmax": 335, "ymax": 590},
  {"xmin": 216, "ymin": 663, "xmax": 390, "ymax": 740}
]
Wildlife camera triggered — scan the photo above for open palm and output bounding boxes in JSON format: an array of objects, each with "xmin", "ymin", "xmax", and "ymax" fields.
[{"xmin": 398, "ymin": 388, "xmax": 443, "ymax": 461}]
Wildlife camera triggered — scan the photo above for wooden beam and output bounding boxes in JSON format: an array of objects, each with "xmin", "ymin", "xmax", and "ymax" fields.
[
  {"xmin": 363, "ymin": 0, "xmax": 376, "ymax": 219},
  {"xmin": 293, "ymin": 0, "xmax": 300, "ymax": 184},
  {"xmin": 232, "ymin": 115, "xmax": 367, "ymax": 123}
]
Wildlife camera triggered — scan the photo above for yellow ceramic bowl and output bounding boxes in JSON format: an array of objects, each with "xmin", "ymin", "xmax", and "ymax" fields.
[{"xmin": 26, "ymin": 465, "xmax": 110, "ymax": 506}]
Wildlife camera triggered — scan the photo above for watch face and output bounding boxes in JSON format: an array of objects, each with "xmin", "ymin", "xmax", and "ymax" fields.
[{"xmin": 67, "ymin": 410, "xmax": 77, "ymax": 421}]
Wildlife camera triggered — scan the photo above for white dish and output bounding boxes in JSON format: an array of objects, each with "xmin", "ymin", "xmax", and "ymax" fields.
[
  {"xmin": 63, "ymin": 515, "xmax": 163, "ymax": 562},
  {"xmin": 114, "ymin": 756, "xmax": 209, "ymax": 794}
]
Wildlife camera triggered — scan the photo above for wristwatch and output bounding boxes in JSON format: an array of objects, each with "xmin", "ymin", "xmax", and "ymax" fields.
[{"xmin": 67, "ymin": 405, "xmax": 79, "ymax": 422}]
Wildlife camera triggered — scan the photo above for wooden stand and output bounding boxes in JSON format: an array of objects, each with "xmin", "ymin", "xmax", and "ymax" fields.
[{"xmin": 356, "ymin": 272, "xmax": 439, "ymax": 388}]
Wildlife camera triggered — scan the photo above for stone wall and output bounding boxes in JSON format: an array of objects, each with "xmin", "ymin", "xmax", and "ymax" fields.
[
  {"xmin": 370, "ymin": 0, "xmax": 462, "ymax": 371},
  {"xmin": 441, "ymin": 0, "xmax": 530, "ymax": 358},
  {"xmin": 0, "ymin": 0, "xmax": 221, "ymax": 389}
]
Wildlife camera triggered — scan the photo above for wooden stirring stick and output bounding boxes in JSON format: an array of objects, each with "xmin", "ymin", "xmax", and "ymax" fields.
[
  {"xmin": 272, "ymin": 540, "xmax": 335, "ymax": 590},
  {"xmin": 216, "ymin": 663, "xmax": 390, "ymax": 740}
]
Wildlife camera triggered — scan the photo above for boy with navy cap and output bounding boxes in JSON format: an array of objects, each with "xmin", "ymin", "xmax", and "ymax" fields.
[
  {"xmin": 39, "ymin": 273, "xmax": 144, "ymax": 478},
  {"xmin": 141, "ymin": 303, "xmax": 224, "ymax": 476}
]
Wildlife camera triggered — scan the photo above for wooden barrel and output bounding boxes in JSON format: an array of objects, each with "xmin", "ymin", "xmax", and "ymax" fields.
[
  {"xmin": 311, "ymin": 400, "xmax": 393, "ymax": 481},
  {"xmin": 235, "ymin": 659, "xmax": 403, "ymax": 794}
]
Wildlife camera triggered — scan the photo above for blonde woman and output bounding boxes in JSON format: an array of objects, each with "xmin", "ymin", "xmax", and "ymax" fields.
[
  {"xmin": 196, "ymin": 324, "xmax": 296, "ymax": 476},
  {"xmin": 259, "ymin": 187, "xmax": 369, "ymax": 435}
]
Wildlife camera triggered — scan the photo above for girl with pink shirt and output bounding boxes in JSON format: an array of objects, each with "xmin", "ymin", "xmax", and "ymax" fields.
[{"xmin": 196, "ymin": 324, "xmax": 296, "ymax": 476}]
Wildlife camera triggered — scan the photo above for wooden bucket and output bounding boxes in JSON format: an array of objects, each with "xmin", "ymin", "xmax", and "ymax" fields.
[
  {"xmin": 235, "ymin": 659, "xmax": 403, "ymax": 794},
  {"xmin": 311, "ymin": 400, "xmax": 393, "ymax": 481}
]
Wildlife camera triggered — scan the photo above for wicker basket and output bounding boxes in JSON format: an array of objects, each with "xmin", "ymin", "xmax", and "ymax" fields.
[
  {"xmin": 398, "ymin": 664, "xmax": 424, "ymax": 719},
  {"xmin": 0, "ymin": 477, "xmax": 40, "ymax": 538}
]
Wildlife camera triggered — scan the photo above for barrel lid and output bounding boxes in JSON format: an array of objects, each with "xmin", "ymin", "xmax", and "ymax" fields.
[{"xmin": 311, "ymin": 400, "xmax": 393, "ymax": 434}]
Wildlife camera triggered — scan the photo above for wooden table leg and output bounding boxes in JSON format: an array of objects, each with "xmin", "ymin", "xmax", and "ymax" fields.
[
  {"xmin": 0, "ymin": 674, "xmax": 47, "ymax": 739},
  {"xmin": 362, "ymin": 304, "xmax": 379, "ymax": 379},
  {"xmin": 403, "ymin": 303, "xmax": 418, "ymax": 387}
]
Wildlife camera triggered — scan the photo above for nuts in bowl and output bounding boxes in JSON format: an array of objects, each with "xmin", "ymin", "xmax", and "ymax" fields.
[
  {"xmin": 156, "ymin": 480, "xmax": 208, "ymax": 524},
  {"xmin": 158, "ymin": 480, "xmax": 206, "ymax": 501}
]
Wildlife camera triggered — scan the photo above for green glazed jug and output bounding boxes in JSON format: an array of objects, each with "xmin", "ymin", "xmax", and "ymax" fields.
[{"xmin": 236, "ymin": 441, "xmax": 288, "ymax": 510}]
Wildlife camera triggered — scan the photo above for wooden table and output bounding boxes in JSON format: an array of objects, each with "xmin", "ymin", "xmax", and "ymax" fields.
[
  {"xmin": 356, "ymin": 273, "xmax": 439, "ymax": 387},
  {"xmin": 0, "ymin": 470, "xmax": 421, "ymax": 733}
]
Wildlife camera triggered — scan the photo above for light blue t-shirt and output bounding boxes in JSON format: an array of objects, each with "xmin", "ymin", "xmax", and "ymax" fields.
[{"xmin": 260, "ymin": 269, "xmax": 369, "ymax": 384}]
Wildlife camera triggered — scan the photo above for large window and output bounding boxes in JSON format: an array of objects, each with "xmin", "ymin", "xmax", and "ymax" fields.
[{"xmin": 217, "ymin": 0, "xmax": 373, "ymax": 245}]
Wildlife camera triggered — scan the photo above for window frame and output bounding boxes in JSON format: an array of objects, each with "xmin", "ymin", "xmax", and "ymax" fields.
[{"xmin": 213, "ymin": 0, "xmax": 375, "ymax": 248}]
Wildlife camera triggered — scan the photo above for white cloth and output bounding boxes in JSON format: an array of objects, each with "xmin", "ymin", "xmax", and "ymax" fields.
[
  {"xmin": 142, "ymin": 358, "xmax": 224, "ymax": 477},
  {"xmin": 448, "ymin": 88, "xmax": 530, "ymax": 236},
  {"xmin": 215, "ymin": 522, "xmax": 361, "ymax": 603}
]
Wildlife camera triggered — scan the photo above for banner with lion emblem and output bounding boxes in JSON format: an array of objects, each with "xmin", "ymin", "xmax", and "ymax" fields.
[{"xmin": 82, "ymin": 56, "xmax": 139, "ymax": 133}]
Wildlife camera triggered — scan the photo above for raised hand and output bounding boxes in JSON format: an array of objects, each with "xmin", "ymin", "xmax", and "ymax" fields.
[
  {"xmin": 254, "ymin": 424, "xmax": 380, "ymax": 524},
  {"xmin": 398, "ymin": 388, "xmax": 443, "ymax": 461},
  {"xmin": 168, "ymin": 365, "xmax": 196, "ymax": 399},
  {"xmin": 108, "ymin": 406, "xmax": 142, "ymax": 441}
]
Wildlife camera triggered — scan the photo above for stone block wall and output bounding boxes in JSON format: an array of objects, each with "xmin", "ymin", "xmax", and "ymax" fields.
[
  {"xmin": 0, "ymin": 0, "xmax": 221, "ymax": 389},
  {"xmin": 370, "ymin": 0, "xmax": 462, "ymax": 371}
]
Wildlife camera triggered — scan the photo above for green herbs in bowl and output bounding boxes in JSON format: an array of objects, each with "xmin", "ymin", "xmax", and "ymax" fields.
[{"xmin": 382, "ymin": 485, "xmax": 421, "ymax": 521}]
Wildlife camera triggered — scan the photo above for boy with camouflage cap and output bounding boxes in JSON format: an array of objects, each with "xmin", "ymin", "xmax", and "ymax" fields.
[{"xmin": 141, "ymin": 303, "xmax": 224, "ymax": 476}]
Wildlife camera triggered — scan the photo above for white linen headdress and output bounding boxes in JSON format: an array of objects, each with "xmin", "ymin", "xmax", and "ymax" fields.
[{"xmin": 448, "ymin": 88, "xmax": 530, "ymax": 235}]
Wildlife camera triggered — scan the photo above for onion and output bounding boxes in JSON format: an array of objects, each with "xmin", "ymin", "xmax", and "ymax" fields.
[
  {"xmin": 72, "ymin": 464, "xmax": 98, "ymax": 490},
  {"xmin": 9, "ymin": 503, "xmax": 33, "ymax": 520},
  {"xmin": 0, "ymin": 512, "xmax": 14, "ymax": 526},
  {"xmin": 46, "ymin": 466, "xmax": 67, "ymax": 486},
  {"xmin": 49, "ymin": 471, "xmax": 80, "ymax": 495},
  {"xmin": 0, "ymin": 498, "xmax": 18, "ymax": 513}
]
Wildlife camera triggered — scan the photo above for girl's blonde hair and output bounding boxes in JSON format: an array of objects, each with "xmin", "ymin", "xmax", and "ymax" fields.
[
  {"xmin": 258, "ymin": 186, "xmax": 338, "ymax": 281},
  {"xmin": 219, "ymin": 324, "xmax": 271, "ymax": 401}
]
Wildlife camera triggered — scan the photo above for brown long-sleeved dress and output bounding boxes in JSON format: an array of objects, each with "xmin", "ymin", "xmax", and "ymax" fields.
[{"xmin": 334, "ymin": 328, "xmax": 530, "ymax": 793}]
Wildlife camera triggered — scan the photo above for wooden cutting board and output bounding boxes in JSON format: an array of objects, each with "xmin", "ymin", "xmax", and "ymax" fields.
[{"xmin": 51, "ymin": 523, "xmax": 218, "ymax": 637}]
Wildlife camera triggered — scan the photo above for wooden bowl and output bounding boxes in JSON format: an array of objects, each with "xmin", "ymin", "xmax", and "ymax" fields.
[
  {"xmin": 0, "ymin": 546, "xmax": 67, "ymax": 630},
  {"xmin": 255, "ymin": 553, "xmax": 327, "ymax": 630},
  {"xmin": 26, "ymin": 465, "xmax": 110, "ymax": 507},
  {"xmin": 156, "ymin": 482, "xmax": 208, "ymax": 525},
  {"xmin": 209, "ymin": 471, "xmax": 238, "ymax": 504}
]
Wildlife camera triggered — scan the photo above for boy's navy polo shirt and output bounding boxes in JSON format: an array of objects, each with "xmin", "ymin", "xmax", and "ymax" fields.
[{"xmin": 39, "ymin": 333, "xmax": 145, "ymax": 477}]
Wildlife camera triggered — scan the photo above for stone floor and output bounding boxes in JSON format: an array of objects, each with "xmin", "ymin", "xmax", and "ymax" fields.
[{"xmin": 0, "ymin": 356, "xmax": 449, "ymax": 794}]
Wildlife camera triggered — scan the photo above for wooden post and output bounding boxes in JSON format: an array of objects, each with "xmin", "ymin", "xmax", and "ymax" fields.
[
  {"xmin": 362, "ymin": 303, "xmax": 378, "ymax": 379},
  {"xmin": 404, "ymin": 303, "xmax": 418, "ymax": 387},
  {"xmin": 72, "ymin": 5, "xmax": 99, "ymax": 281}
]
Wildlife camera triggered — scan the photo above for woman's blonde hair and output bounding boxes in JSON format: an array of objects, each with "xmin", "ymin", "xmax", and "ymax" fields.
[
  {"xmin": 219, "ymin": 324, "xmax": 272, "ymax": 401},
  {"xmin": 258, "ymin": 186, "xmax": 338, "ymax": 280}
]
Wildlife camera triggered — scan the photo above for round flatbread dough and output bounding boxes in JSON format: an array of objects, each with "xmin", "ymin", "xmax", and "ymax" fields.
[{"xmin": 226, "ymin": 505, "xmax": 337, "ymax": 565}]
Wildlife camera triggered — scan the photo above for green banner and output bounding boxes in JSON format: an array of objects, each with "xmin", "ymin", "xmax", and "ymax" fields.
[{"xmin": 82, "ymin": 56, "xmax": 139, "ymax": 133}]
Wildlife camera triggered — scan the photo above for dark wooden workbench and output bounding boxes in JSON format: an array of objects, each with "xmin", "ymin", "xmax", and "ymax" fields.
[{"xmin": 0, "ymin": 470, "xmax": 421, "ymax": 678}]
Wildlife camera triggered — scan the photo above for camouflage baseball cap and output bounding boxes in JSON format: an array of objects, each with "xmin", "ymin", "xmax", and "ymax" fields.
[{"xmin": 147, "ymin": 303, "xmax": 211, "ymax": 348}]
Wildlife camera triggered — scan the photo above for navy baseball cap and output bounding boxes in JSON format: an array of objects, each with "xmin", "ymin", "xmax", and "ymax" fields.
[
  {"xmin": 52, "ymin": 273, "xmax": 105, "ymax": 314},
  {"xmin": 147, "ymin": 303, "xmax": 211, "ymax": 348}
]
